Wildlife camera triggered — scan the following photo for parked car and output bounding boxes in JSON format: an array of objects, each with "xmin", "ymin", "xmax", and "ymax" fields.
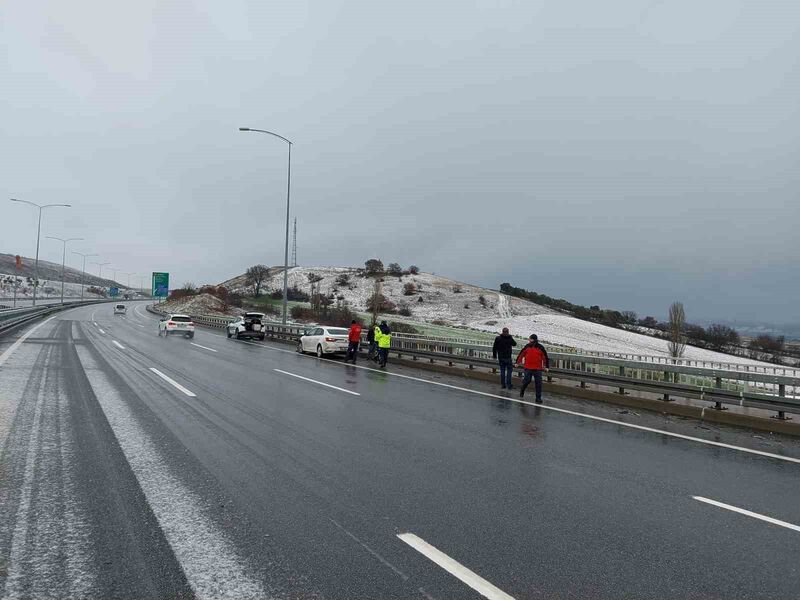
[
  {"xmin": 297, "ymin": 326, "xmax": 350, "ymax": 357},
  {"xmin": 227, "ymin": 312, "xmax": 267, "ymax": 340},
  {"xmin": 113, "ymin": 304, "xmax": 127, "ymax": 315},
  {"xmin": 158, "ymin": 314, "xmax": 195, "ymax": 338}
]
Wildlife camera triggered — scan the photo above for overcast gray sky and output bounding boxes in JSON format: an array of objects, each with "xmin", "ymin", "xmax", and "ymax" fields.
[{"xmin": 2, "ymin": 0, "xmax": 798, "ymax": 323}]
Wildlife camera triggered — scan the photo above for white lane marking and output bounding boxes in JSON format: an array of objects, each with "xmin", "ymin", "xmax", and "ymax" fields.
[
  {"xmin": 0, "ymin": 315, "xmax": 59, "ymax": 368},
  {"xmin": 112, "ymin": 340, "xmax": 125, "ymax": 350},
  {"xmin": 190, "ymin": 342, "xmax": 218, "ymax": 353},
  {"xmin": 273, "ymin": 369, "xmax": 360, "ymax": 396},
  {"xmin": 97, "ymin": 328, "xmax": 105, "ymax": 335},
  {"xmin": 135, "ymin": 324, "xmax": 145, "ymax": 328},
  {"xmin": 204, "ymin": 330, "xmax": 800, "ymax": 464},
  {"xmin": 149, "ymin": 367, "xmax": 197, "ymax": 397},
  {"xmin": 693, "ymin": 496, "xmax": 800, "ymax": 533},
  {"xmin": 75, "ymin": 346, "xmax": 267, "ymax": 599},
  {"xmin": 398, "ymin": 533, "xmax": 514, "ymax": 600}
]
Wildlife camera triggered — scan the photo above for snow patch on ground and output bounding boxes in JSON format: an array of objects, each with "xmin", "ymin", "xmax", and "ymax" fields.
[{"xmin": 468, "ymin": 314, "xmax": 773, "ymax": 366}]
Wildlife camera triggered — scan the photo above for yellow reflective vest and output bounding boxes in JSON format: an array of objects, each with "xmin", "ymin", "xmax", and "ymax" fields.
[{"xmin": 375, "ymin": 326, "xmax": 391, "ymax": 348}]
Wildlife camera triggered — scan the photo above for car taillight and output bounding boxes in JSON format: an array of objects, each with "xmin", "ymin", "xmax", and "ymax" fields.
[
  {"xmin": 167, "ymin": 322, "xmax": 176, "ymax": 327},
  {"xmin": 325, "ymin": 337, "xmax": 337, "ymax": 342}
]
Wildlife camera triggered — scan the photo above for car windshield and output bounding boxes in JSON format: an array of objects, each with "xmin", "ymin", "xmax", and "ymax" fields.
[
  {"xmin": 115, "ymin": 305, "xmax": 125, "ymax": 309},
  {"xmin": 171, "ymin": 316, "xmax": 192, "ymax": 322},
  {"xmin": 327, "ymin": 328, "xmax": 349, "ymax": 335}
]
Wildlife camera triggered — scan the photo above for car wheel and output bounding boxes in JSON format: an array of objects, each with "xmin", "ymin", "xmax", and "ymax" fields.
[
  {"xmin": 259, "ymin": 335, "xmax": 265, "ymax": 341},
  {"xmin": 296, "ymin": 341, "xmax": 303, "ymax": 353},
  {"xmin": 316, "ymin": 344, "xmax": 323, "ymax": 358},
  {"xmin": 188, "ymin": 332, "xmax": 194, "ymax": 339},
  {"xmin": 227, "ymin": 329, "xmax": 232, "ymax": 338},
  {"xmin": 235, "ymin": 331, "xmax": 241, "ymax": 340}
]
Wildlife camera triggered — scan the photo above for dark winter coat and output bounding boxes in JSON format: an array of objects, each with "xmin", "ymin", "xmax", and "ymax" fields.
[{"xmin": 492, "ymin": 333, "xmax": 517, "ymax": 360}]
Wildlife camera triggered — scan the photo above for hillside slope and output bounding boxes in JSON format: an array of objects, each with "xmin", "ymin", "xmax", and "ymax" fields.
[
  {"xmin": 220, "ymin": 265, "xmax": 776, "ymax": 367},
  {"xmin": 220, "ymin": 266, "xmax": 557, "ymax": 325}
]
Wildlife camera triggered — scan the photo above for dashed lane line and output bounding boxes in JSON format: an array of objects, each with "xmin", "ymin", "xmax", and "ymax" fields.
[
  {"xmin": 149, "ymin": 367, "xmax": 197, "ymax": 397},
  {"xmin": 398, "ymin": 533, "xmax": 514, "ymax": 600},
  {"xmin": 693, "ymin": 496, "xmax": 800, "ymax": 533},
  {"xmin": 273, "ymin": 369, "xmax": 360, "ymax": 396},
  {"xmin": 112, "ymin": 340, "xmax": 125, "ymax": 350},
  {"xmin": 190, "ymin": 343, "xmax": 218, "ymax": 353}
]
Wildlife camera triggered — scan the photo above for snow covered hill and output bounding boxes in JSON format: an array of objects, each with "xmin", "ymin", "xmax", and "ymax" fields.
[{"xmin": 219, "ymin": 265, "xmax": 774, "ymax": 367}]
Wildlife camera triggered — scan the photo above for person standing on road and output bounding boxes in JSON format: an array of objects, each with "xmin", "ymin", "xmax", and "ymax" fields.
[
  {"xmin": 367, "ymin": 323, "xmax": 378, "ymax": 361},
  {"xmin": 515, "ymin": 334, "xmax": 549, "ymax": 403},
  {"xmin": 492, "ymin": 327, "xmax": 517, "ymax": 390},
  {"xmin": 345, "ymin": 319, "xmax": 362, "ymax": 363},
  {"xmin": 376, "ymin": 320, "xmax": 392, "ymax": 368}
]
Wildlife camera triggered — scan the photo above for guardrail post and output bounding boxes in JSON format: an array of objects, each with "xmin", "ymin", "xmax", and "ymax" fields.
[
  {"xmin": 580, "ymin": 362, "xmax": 586, "ymax": 388},
  {"xmin": 617, "ymin": 365, "xmax": 625, "ymax": 395}
]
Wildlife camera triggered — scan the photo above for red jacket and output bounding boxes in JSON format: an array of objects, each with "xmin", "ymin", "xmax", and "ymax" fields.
[
  {"xmin": 348, "ymin": 324, "xmax": 362, "ymax": 343},
  {"xmin": 516, "ymin": 343, "xmax": 549, "ymax": 371}
]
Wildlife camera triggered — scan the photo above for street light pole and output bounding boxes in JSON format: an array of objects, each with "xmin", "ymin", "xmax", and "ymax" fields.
[
  {"xmin": 10, "ymin": 198, "xmax": 71, "ymax": 306},
  {"xmin": 46, "ymin": 236, "xmax": 83, "ymax": 305},
  {"xmin": 73, "ymin": 251, "xmax": 98, "ymax": 301},
  {"xmin": 239, "ymin": 127, "xmax": 293, "ymax": 324}
]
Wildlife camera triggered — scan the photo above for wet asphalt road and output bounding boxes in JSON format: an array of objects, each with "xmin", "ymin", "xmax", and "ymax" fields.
[{"xmin": 0, "ymin": 301, "xmax": 799, "ymax": 599}]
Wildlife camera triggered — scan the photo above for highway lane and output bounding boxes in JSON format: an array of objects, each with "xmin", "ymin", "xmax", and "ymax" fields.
[{"xmin": 1, "ymin": 301, "xmax": 799, "ymax": 599}]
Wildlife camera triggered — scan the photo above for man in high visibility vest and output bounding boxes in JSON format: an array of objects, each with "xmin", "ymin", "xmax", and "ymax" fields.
[{"xmin": 375, "ymin": 321, "xmax": 391, "ymax": 368}]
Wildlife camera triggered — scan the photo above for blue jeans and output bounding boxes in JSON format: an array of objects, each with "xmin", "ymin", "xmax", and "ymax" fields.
[
  {"xmin": 498, "ymin": 358, "xmax": 514, "ymax": 388},
  {"xmin": 521, "ymin": 370, "xmax": 543, "ymax": 400}
]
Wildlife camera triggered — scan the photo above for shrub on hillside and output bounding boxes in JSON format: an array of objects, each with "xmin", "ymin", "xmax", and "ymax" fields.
[
  {"xmin": 403, "ymin": 282, "xmax": 417, "ymax": 296},
  {"xmin": 408, "ymin": 265, "xmax": 419, "ymax": 275},
  {"xmin": 366, "ymin": 293, "xmax": 396, "ymax": 313},
  {"xmin": 386, "ymin": 263, "xmax": 403, "ymax": 277},
  {"xmin": 290, "ymin": 305, "xmax": 356, "ymax": 327},
  {"xmin": 397, "ymin": 303, "xmax": 412, "ymax": 317},
  {"xmin": 388, "ymin": 321, "xmax": 419, "ymax": 334}
]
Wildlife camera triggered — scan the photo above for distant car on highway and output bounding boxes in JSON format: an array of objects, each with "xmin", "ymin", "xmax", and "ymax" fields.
[
  {"xmin": 297, "ymin": 326, "xmax": 350, "ymax": 357},
  {"xmin": 158, "ymin": 314, "xmax": 195, "ymax": 338},
  {"xmin": 113, "ymin": 304, "xmax": 127, "ymax": 315},
  {"xmin": 227, "ymin": 312, "xmax": 267, "ymax": 340}
]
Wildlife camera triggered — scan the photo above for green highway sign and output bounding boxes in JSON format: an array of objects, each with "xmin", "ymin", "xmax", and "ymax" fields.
[{"xmin": 152, "ymin": 272, "xmax": 169, "ymax": 298}]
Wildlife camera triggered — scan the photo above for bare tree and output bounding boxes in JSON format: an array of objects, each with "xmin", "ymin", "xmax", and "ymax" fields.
[
  {"xmin": 245, "ymin": 265, "xmax": 270, "ymax": 297},
  {"xmin": 667, "ymin": 301, "xmax": 686, "ymax": 359}
]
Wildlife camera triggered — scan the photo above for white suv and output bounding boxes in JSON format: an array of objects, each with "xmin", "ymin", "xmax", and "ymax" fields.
[
  {"xmin": 226, "ymin": 312, "xmax": 267, "ymax": 340},
  {"xmin": 158, "ymin": 314, "xmax": 195, "ymax": 338},
  {"xmin": 113, "ymin": 304, "xmax": 127, "ymax": 315}
]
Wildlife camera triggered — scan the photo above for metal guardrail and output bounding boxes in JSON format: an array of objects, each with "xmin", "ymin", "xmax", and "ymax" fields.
[
  {"xmin": 148, "ymin": 304, "xmax": 800, "ymax": 419},
  {"xmin": 0, "ymin": 300, "xmax": 114, "ymax": 335}
]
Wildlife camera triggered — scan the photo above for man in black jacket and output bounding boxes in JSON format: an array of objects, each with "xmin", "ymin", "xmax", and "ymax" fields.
[{"xmin": 492, "ymin": 327, "xmax": 517, "ymax": 389}]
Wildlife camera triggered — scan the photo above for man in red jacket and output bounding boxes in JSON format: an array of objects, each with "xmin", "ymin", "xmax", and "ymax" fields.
[
  {"xmin": 515, "ymin": 334, "xmax": 549, "ymax": 403},
  {"xmin": 345, "ymin": 320, "xmax": 362, "ymax": 363}
]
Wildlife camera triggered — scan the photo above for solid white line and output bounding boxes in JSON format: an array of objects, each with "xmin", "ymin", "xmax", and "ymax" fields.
[
  {"xmin": 0, "ymin": 315, "xmax": 59, "ymax": 368},
  {"xmin": 190, "ymin": 342, "xmax": 218, "ymax": 353},
  {"xmin": 112, "ymin": 340, "xmax": 125, "ymax": 350},
  {"xmin": 149, "ymin": 367, "xmax": 197, "ymax": 397},
  {"xmin": 204, "ymin": 330, "xmax": 800, "ymax": 464},
  {"xmin": 97, "ymin": 328, "xmax": 105, "ymax": 335},
  {"xmin": 693, "ymin": 496, "xmax": 800, "ymax": 532},
  {"xmin": 273, "ymin": 368, "xmax": 360, "ymax": 396},
  {"xmin": 398, "ymin": 533, "xmax": 515, "ymax": 600}
]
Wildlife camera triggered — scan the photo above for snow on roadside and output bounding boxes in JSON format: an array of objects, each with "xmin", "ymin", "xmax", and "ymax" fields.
[{"xmin": 468, "ymin": 314, "xmax": 775, "ymax": 367}]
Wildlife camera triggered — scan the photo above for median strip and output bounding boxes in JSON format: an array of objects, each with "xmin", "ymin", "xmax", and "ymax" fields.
[
  {"xmin": 273, "ymin": 369, "xmax": 360, "ymax": 396},
  {"xmin": 149, "ymin": 367, "xmax": 197, "ymax": 397},
  {"xmin": 693, "ymin": 496, "xmax": 800, "ymax": 533},
  {"xmin": 397, "ymin": 533, "xmax": 515, "ymax": 600}
]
